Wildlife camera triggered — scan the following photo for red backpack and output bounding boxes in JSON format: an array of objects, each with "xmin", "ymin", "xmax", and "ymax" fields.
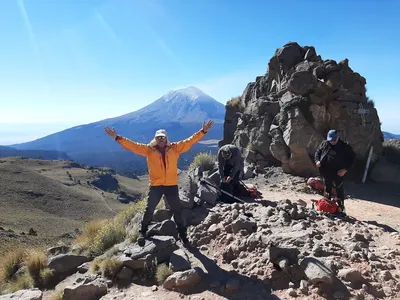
[
  {"xmin": 245, "ymin": 184, "xmax": 260, "ymax": 198},
  {"xmin": 307, "ymin": 177, "xmax": 337, "ymax": 195},
  {"xmin": 311, "ymin": 197, "xmax": 340, "ymax": 214}
]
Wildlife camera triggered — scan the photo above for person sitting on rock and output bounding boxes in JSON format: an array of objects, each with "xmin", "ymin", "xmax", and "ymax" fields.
[
  {"xmin": 217, "ymin": 144, "xmax": 244, "ymax": 203},
  {"xmin": 314, "ymin": 129, "xmax": 355, "ymax": 212},
  {"xmin": 104, "ymin": 120, "xmax": 214, "ymax": 246}
]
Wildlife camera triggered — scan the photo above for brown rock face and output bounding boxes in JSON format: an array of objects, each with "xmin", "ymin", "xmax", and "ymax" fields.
[{"xmin": 222, "ymin": 42, "xmax": 383, "ymax": 178}]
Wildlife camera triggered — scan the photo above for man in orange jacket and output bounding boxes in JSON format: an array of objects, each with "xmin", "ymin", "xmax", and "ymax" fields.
[{"xmin": 104, "ymin": 120, "xmax": 214, "ymax": 246}]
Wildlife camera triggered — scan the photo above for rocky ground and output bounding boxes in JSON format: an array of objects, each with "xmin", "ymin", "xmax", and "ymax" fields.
[{"xmin": 2, "ymin": 167, "xmax": 400, "ymax": 300}]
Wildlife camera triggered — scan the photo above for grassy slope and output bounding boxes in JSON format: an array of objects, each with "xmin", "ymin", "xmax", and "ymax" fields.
[{"xmin": 0, "ymin": 157, "xmax": 149, "ymax": 255}]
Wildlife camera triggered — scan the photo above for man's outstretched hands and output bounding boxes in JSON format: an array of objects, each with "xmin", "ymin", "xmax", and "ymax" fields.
[
  {"xmin": 104, "ymin": 127, "xmax": 118, "ymax": 139},
  {"xmin": 202, "ymin": 120, "xmax": 214, "ymax": 133}
]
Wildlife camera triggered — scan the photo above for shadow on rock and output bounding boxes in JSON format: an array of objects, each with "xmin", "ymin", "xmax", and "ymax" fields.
[{"xmin": 178, "ymin": 246, "xmax": 279, "ymax": 300}]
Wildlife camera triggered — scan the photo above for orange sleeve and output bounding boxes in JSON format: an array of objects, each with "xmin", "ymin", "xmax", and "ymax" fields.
[
  {"xmin": 117, "ymin": 137, "xmax": 150, "ymax": 157},
  {"xmin": 174, "ymin": 130, "xmax": 206, "ymax": 154}
]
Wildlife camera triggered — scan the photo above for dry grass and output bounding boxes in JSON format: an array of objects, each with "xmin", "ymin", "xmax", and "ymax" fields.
[
  {"xmin": 188, "ymin": 152, "xmax": 216, "ymax": 172},
  {"xmin": 2, "ymin": 273, "xmax": 34, "ymax": 294},
  {"xmin": 90, "ymin": 258, "xmax": 122, "ymax": 280},
  {"xmin": 100, "ymin": 258, "xmax": 123, "ymax": 280},
  {"xmin": 246, "ymin": 143, "xmax": 257, "ymax": 151},
  {"xmin": 0, "ymin": 158, "xmax": 149, "ymax": 256},
  {"xmin": 24, "ymin": 249, "xmax": 48, "ymax": 279},
  {"xmin": 89, "ymin": 222, "xmax": 126, "ymax": 256},
  {"xmin": 0, "ymin": 249, "xmax": 25, "ymax": 281},
  {"xmin": 114, "ymin": 198, "xmax": 147, "ymax": 226},
  {"xmin": 128, "ymin": 231, "xmax": 139, "ymax": 243},
  {"xmin": 0, "ymin": 247, "xmax": 50, "ymax": 294},
  {"xmin": 39, "ymin": 268, "xmax": 54, "ymax": 286},
  {"xmin": 73, "ymin": 220, "xmax": 106, "ymax": 254},
  {"xmin": 49, "ymin": 290, "xmax": 64, "ymax": 300},
  {"xmin": 156, "ymin": 264, "xmax": 173, "ymax": 285},
  {"xmin": 74, "ymin": 198, "xmax": 147, "ymax": 256},
  {"xmin": 226, "ymin": 96, "xmax": 242, "ymax": 108}
]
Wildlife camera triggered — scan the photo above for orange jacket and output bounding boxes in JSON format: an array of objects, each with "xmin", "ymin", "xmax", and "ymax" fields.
[{"xmin": 117, "ymin": 129, "xmax": 207, "ymax": 186}]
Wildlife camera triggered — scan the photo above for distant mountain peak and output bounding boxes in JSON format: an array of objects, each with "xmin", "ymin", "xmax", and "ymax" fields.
[{"xmin": 164, "ymin": 86, "xmax": 209, "ymax": 102}]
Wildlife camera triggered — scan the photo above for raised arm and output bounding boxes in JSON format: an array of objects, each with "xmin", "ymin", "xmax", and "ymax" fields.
[
  {"xmin": 174, "ymin": 120, "xmax": 214, "ymax": 154},
  {"xmin": 104, "ymin": 127, "xmax": 150, "ymax": 157}
]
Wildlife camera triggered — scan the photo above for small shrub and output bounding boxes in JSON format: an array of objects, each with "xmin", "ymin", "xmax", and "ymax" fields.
[
  {"xmin": 156, "ymin": 264, "xmax": 173, "ymax": 285},
  {"xmin": 89, "ymin": 222, "xmax": 126, "ymax": 256},
  {"xmin": 140, "ymin": 259, "xmax": 157, "ymax": 281},
  {"xmin": 4, "ymin": 273, "xmax": 34, "ymax": 293},
  {"xmin": 114, "ymin": 198, "xmax": 147, "ymax": 226},
  {"xmin": 128, "ymin": 231, "xmax": 139, "ymax": 243},
  {"xmin": 73, "ymin": 220, "xmax": 106, "ymax": 252},
  {"xmin": 39, "ymin": 268, "xmax": 54, "ymax": 285},
  {"xmin": 24, "ymin": 249, "xmax": 47, "ymax": 279},
  {"xmin": 0, "ymin": 249, "xmax": 25, "ymax": 281},
  {"xmin": 50, "ymin": 290, "xmax": 64, "ymax": 300},
  {"xmin": 246, "ymin": 143, "xmax": 257, "ymax": 151},
  {"xmin": 227, "ymin": 96, "xmax": 241, "ymax": 108},
  {"xmin": 90, "ymin": 258, "xmax": 122, "ymax": 280},
  {"xmin": 188, "ymin": 152, "xmax": 216, "ymax": 172},
  {"xmin": 366, "ymin": 96, "xmax": 375, "ymax": 108},
  {"xmin": 74, "ymin": 198, "xmax": 148, "ymax": 256},
  {"xmin": 100, "ymin": 258, "xmax": 122, "ymax": 280},
  {"xmin": 89, "ymin": 258, "xmax": 104, "ymax": 275}
]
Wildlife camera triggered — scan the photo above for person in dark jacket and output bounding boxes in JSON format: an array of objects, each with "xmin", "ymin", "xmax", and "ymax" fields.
[
  {"xmin": 314, "ymin": 129, "xmax": 356, "ymax": 211},
  {"xmin": 217, "ymin": 144, "xmax": 244, "ymax": 203}
]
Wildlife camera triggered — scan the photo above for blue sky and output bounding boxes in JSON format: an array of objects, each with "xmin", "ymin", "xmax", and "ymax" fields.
[{"xmin": 1, "ymin": 0, "xmax": 399, "ymax": 145}]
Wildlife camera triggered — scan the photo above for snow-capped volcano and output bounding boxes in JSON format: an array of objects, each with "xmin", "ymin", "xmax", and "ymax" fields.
[
  {"xmin": 163, "ymin": 86, "xmax": 212, "ymax": 102},
  {"xmin": 11, "ymin": 87, "xmax": 225, "ymax": 175},
  {"xmin": 109, "ymin": 86, "xmax": 225, "ymax": 124}
]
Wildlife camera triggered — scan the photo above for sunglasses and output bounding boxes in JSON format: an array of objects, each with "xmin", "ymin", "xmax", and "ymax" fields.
[{"xmin": 156, "ymin": 136, "xmax": 166, "ymax": 140}]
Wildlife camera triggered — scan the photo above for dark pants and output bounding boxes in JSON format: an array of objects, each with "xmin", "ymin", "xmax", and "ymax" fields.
[
  {"xmin": 141, "ymin": 185, "xmax": 184, "ymax": 234},
  {"xmin": 219, "ymin": 165, "xmax": 241, "ymax": 204},
  {"xmin": 321, "ymin": 169, "xmax": 345, "ymax": 209}
]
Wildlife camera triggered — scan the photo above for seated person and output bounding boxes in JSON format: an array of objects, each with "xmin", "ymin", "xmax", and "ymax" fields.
[{"xmin": 217, "ymin": 144, "xmax": 244, "ymax": 203}]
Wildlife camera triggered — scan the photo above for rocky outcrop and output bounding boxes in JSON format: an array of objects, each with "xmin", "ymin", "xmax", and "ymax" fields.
[
  {"xmin": 188, "ymin": 199, "xmax": 400, "ymax": 299},
  {"xmin": 223, "ymin": 42, "xmax": 383, "ymax": 178},
  {"xmin": 219, "ymin": 97, "xmax": 243, "ymax": 148},
  {"xmin": 370, "ymin": 139, "xmax": 400, "ymax": 184}
]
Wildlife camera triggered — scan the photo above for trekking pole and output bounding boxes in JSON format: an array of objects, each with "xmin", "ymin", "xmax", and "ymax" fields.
[{"xmin": 199, "ymin": 178, "xmax": 246, "ymax": 203}]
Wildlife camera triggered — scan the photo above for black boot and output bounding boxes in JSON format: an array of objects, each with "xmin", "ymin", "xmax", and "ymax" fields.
[
  {"xmin": 178, "ymin": 228, "xmax": 189, "ymax": 245},
  {"xmin": 137, "ymin": 231, "xmax": 146, "ymax": 247}
]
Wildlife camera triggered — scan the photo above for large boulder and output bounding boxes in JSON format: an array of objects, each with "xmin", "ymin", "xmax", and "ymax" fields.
[
  {"xmin": 62, "ymin": 276, "xmax": 107, "ymax": 300},
  {"xmin": 222, "ymin": 42, "xmax": 383, "ymax": 178},
  {"xmin": 162, "ymin": 268, "xmax": 202, "ymax": 291},
  {"xmin": 0, "ymin": 289, "xmax": 42, "ymax": 300},
  {"xmin": 47, "ymin": 254, "xmax": 92, "ymax": 275},
  {"xmin": 119, "ymin": 236, "xmax": 178, "ymax": 270}
]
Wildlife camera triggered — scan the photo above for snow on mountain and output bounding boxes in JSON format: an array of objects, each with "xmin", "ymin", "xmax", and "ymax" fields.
[{"xmin": 105, "ymin": 86, "xmax": 225, "ymax": 124}]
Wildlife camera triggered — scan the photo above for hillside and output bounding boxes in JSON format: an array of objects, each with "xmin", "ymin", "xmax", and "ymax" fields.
[
  {"xmin": 383, "ymin": 131, "xmax": 400, "ymax": 140},
  {"xmin": 0, "ymin": 146, "xmax": 71, "ymax": 160},
  {"xmin": 1, "ymin": 165, "xmax": 399, "ymax": 300},
  {"xmin": 10, "ymin": 87, "xmax": 224, "ymax": 176},
  {"xmin": 0, "ymin": 157, "xmax": 149, "ymax": 255}
]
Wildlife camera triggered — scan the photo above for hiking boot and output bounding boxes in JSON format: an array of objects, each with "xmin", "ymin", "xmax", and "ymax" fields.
[
  {"xmin": 178, "ymin": 229, "xmax": 189, "ymax": 245},
  {"xmin": 137, "ymin": 231, "xmax": 146, "ymax": 247}
]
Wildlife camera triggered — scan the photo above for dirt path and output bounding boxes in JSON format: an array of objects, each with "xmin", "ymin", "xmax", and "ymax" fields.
[
  {"xmin": 257, "ymin": 183, "xmax": 400, "ymax": 233},
  {"xmin": 93, "ymin": 188, "xmax": 116, "ymax": 214}
]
